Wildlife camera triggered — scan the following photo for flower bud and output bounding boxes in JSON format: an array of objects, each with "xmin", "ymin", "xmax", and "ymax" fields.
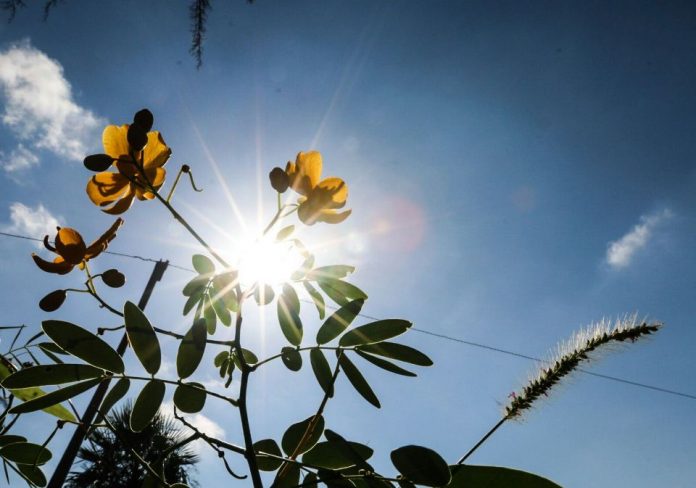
[
  {"xmin": 127, "ymin": 124, "xmax": 148, "ymax": 152},
  {"xmin": 84, "ymin": 154, "xmax": 115, "ymax": 172},
  {"xmin": 102, "ymin": 269, "xmax": 126, "ymax": 288},
  {"xmin": 269, "ymin": 167, "xmax": 289, "ymax": 193},
  {"xmin": 39, "ymin": 289, "xmax": 67, "ymax": 312},
  {"xmin": 133, "ymin": 108, "xmax": 154, "ymax": 132}
]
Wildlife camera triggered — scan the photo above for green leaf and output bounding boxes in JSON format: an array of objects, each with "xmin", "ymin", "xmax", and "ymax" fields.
[
  {"xmin": 281, "ymin": 415, "xmax": 324, "ymax": 456},
  {"xmin": 339, "ymin": 320, "xmax": 411, "ymax": 348},
  {"xmin": 390, "ymin": 445, "xmax": 451, "ymax": 487},
  {"xmin": 317, "ymin": 278, "xmax": 367, "ymax": 306},
  {"xmin": 316, "ymin": 299, "xmax": 364, "ymax": 345},
  {"xmin": 253, "ymin": 439, "xmax": 283, "ymax": 471},
  {"xmin": 277, "ymin": 285, "xmax": 302, "ymax": 346},
  {"xmin": 177, "ymin": 319, "xmax": 207, "ymax": 379},
  {"xmin": 183, "ymin": 290, "xmax": 204, "ymax": 316},
  {"xmin": 203, "ymin": 294, "xmax": 217, "ymax": 335},
  {"xmin": 338, "ymin": 353, "xmax": 380, "ymax": 408},
  {"xmin": 192, "ymin": 254, "xmax": 215, "ymax": 275},
  {"xmin": 130, "ymin": 380, "xmax": 165, "ymax": 432},
  {"xmin": 309, "ymin": 349, "xmax": 334, "ymax": 397},
  {"xmin": 37, "ymin": 342, "xmax": 69, "ymax": 355},
  {"xmin": 232, "ymin": 348, "xmax": 258, "ymax": 368},
  {"xmin": 182, "ymin": 275, "xmax": 208, "ymax": 297},
  {"xmin": 16, "ymin": 464, "xmax": 47, "ymax": 487},
  {"xmin": 10, "ymin": 378, "xmax": 101, "ymax": 416},
  {"xmin": 37, "ymin": 345, "xmax": 64, "ymax": 365},
  {"xmin": 306, "ymin": 265, "xmax": 355, "ymax": 281},
  {"xmin": 99, "ymin": 378, "xmax": 130, "ymax": 418},
  {"xmin": 281, "ymin": 347, "xmax": 302, "ymax": 372},
  {"xmin": 173, "ymin": 382, "xmax": 206, "ymax": 413},
  {"xmin": 123, "ymin": 301, "xmax": 161, "ymax": 375},
  {"xmin": 355, "ymin": 350, "xmax": 416, "ymax": 377},
  {"xmin": 276, "ymin": 225, "xmax": 295, "ymax": 241},
  {"xmin": 254, "ymin": 284, "xmax": 275, "ymax": 306},
  {"xmin": 0, "ymin": 442, "xmax": 51, "ymax": 465},
  {"xmin": 210, "ymin": 288, "xmax": 232, "ymax": 326},
  {"xmin": 212, "ymin": 272, "xmax": 239, "ymax": 312},
  {"xmin": 303, "ymin": 440, "xmax": 373, "ymax": 470},
  {"xmin": 2, "ymin": 364, "xmax": 103, "ymax": 388},
  {"xmin": 0, "ymin": 436, "xmax": 26, "ymax": 448},
  {"xmin": 272, "ymin": 462, "xmax": 300, "ymax": 488},
  {"xmin": 303, "ymin": 281, "xmax": 325, "ymax": 320},
  {"xmin": 447, "ymin": 465, "xmax": 562, "ymax": 488},
  {"xmin": 316, "ymin": 469, "xmax": 353, "ymax": 487},
  {"xmin": 302, "ymin": 472, "xmax": 319, "ymax": 487},
  {"xmin": 42, "ymin": 320, "xmax": 124, "ymax": 374},
  {"xmin": 356, "ymin": 342, "xmax": 432, "ymax": 366}
]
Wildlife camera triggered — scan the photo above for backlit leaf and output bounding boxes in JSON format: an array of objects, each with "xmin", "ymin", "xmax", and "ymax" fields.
[
  {"xmin": 306, "ymin": 265, "xmax": 355, "ymax": 281},
  {"xmin": 42, "ymin": 320, "xmax": 124, "ymax": 374},
  {"xmin": 390, "ymin": 445, "xmax": 451, "ymax": 487},
  {"xmin": 2, "ymin": 364, "xmax": 103, "ymax": 388},
  {"xmin": 183, "ymin": 291, "xmax": 203, "ymax": 316},
  {"xmin": 124, "ymin": 301, "xmax": 161, "ymax": 375},
  {"xmin": 177, "ymin": 319, "xmax": 207, "ymax": 379},
  {"xmin": 17, "ymin": 463, "xmax": 47, "ymax": 487},
  {"xmin": 276, "ymin": 225, "xmax": 295, "ymax": 241},
  {"xmin": 130, "ymin": 380, "xmax": 165, "ymax": 432},
  {"xmin": 356, "ymin": 342, "xmax": 432, "ymax": 366},
  {"xmin": 203, "ymin": 294, "xmax": 217, "ymax": 335},
  {"xmin": 281, "ymin": 347, "xmax": 302, "ymax": 372},
  {"xmin": 253, "ymin": 439, "xmax": 283, "ymax": 471},
  {"xmin": 192, "ymin": 254, "xmax": 215, "ymax": 275},
  {"xmin": 182, "ymin": 276, "xmax": 208, "ymax": 297},
  {"xmin": 355, "ymin": 350, "xmax": 416, "ymax": 377},
  {"xmin": 316, "ymin": 299, "xmax": 364, "ymax": 345},
  {"xmin": 338, "ymin": 353, "xmax": 380, "ymax": 408},
  {"xmin": 232, "ymin": 348, "xmax": 258, "ymax": 368},
  {"xmin": 0, "ymin": 436, "xmax": 26, "ymax": 448},
  {"xmin": 99, "ymin": 378, "xmax": 130, "ymax": 418},
  {"xmin": 272, "ymin": 462, "xmax": 300, "ymax": 488},
  {"xmin": 281, "ymin": 415, "xmax": 324, "ymax": 456},
  {"xmin": 254, "ymin": 284, "xmax": 275, "ymax": 306},
  {"xmin": 9, "ymin": 378, "xmax": 102, "ymax": 416},
  {"xmin": 317, "ymin": 278, "xmax": 366, "ymax": 306},
  {"xmin": 173, "ymin": 382, "xmax": 206, "ymax": 413},
  {"xmin": 210, "ymin": 288, "xmax": 232, "ymax": 326},
  {"xmin": 303, "ymin": 440, "xmax": 373, "ymax": 470},
  {"xmin": 447, "ymin": 465, "xmax": 561, "ymax": 488},
  {"xmin": 277, "ymin": 285, "xmax": 302, "ymax": 346},
  {"xmin": 339, "ymin": 320, "xmax": 411, "ymax": 347},
  {"xmin": 303, "ymin": 281, "xmax": 325, "ymax": 320},
  {"xmin": 0, "ymin": 442, "xmax": 52, "ymax": 465},
  {"xmin": 310, "ymin": 349, "xmax": 334, "ymax": 397}
]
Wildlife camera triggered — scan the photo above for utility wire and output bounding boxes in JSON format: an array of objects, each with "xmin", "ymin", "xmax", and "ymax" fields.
[{"xmin": 2, "ymin": 230, "xmax": 694, "ymax": 401}]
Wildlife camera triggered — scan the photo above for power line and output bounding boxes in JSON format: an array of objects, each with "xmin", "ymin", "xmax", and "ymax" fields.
[{"xmin": 1, "ymin": 230, "xmax": 694, "ymax": 401}]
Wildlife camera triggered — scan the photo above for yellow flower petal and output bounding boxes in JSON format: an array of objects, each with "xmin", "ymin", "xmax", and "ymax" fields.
[
  {"xmin": 32, "ymin": 254, "xmax": 74, "ymax": 275},
  {"xmin": 102, "ymin": 190, "xmax": 135, "ymax": 215},
  {"xmin": 145, "ymin": 166, "xmax": 166, "ymax": 190},
  {"xmin": 296, "ymin": 151, "xmax": 322, "ymax": 189},
  {"xmin": 143, "ymin": 131, "xmax": 172, "ymax": 169},
  {"xmin": 55, "ymin": 228, "xmax": 87, "ymax": 265},
  {"xmin": 102, "ymin": 125, "xmax": 130, "ymax": 160},
  {"xmin": 85, "ymin": 218, "xmax": 123, "ymax": 260},
  {"xmin": 315, "ymin": 177, "xmax": 348, "ymax": 208},
  {"xmin": 316, "ymin": 209, "xmax": 351, "ymax": 224},
  {"xmin": 86, "ymin": 172, "xmax": 130, "ymax": 206}
]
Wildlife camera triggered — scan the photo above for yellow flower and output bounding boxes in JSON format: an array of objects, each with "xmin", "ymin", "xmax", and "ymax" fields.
[
  {"xmin": 32, "ymin": 219, "xmax": 123, "ymax": 275},
  {"xmin": 285, "ymin": 151, "xmax": 351, "ymax": 225},
  {"xmin": 86, "ymin": 125, "xmax": 171, "ymax": 214}
]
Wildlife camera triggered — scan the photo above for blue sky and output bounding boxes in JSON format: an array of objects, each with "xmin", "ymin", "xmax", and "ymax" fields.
[{"xmin": 0, "ymin": 1, "xmax": 695, "ymax": 486}]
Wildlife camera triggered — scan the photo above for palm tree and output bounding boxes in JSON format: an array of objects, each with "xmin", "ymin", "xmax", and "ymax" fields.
[{"xmin": 65, "ymin": 403, "xmax": 198, "ymax": 488}]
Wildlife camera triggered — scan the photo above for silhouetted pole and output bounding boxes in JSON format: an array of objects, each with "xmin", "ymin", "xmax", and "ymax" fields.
[{"xmin": 47, "ymin": 260, "xmax": 169, "ymax": 488}]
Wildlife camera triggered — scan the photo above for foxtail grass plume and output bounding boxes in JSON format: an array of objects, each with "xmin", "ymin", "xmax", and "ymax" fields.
[{"xmin": 506, "ymin": 315, "xmax": 661, "ymax": 419}]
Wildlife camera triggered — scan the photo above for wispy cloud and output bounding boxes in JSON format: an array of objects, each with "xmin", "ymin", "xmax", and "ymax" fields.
[
  {"xmin": 0, "ymin": 40, "xmax": 103, "ymax": 177},
  {"xmin": 1, "ymin": 202, "xmax": 63, "ymax": 246},
  {"xmin": 605, "ymin": 209, "xmax": 672, "ymax": 269},
  {"xmin": 160, "ymin": 401, "xmax": 226, "ymax": 453}
]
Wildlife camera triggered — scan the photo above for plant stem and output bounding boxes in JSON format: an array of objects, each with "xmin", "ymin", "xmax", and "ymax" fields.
[
  {"xmin": 122, "ymin": 375, "xmax": 238, "ymax": 407},
  {"xmin": 457, "ymin": 416, "xmax": 508, "ymax": 464},
  {"xmin": 165, "ymin": 166, "xmax": 185, "ymax": 203}
]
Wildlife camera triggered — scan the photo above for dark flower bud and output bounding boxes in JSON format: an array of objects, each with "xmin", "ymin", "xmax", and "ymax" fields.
[
  {"xmin": 133, "ymin": 108, "xmax": 154, "ymax": 132},
  {"xmin": 269, "ymin": 167, "xmax": 289, "ymax": 193},
  {"xmin": 181, "ymin": 164, "xmax": 191, "ymax": 173},
  {"xmin": 127, "ymin": 124, "xmax": 148, "ymax": 152},
  {"xmin": 39, "ymin": 289, "xmax": 67, "ymax": 312},
  {"xmin": 102, "ymin": 269, "xmax": 126, "ymax": 288},
  {"xmin": 84, "ymin": 154, "xmax": 115, "ymax": 172}
]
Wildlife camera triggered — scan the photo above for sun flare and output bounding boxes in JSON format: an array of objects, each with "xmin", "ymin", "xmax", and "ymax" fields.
[{"xmin": 236, "ymin": 236, "xmax": 305, "ymax": 289}]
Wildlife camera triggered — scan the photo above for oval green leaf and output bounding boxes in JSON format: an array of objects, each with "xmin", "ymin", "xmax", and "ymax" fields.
[
  {"xmin": 182, "ymin": 275, "xmax": 208, "ymax": 297},
  {"xmin": 192, "ymin": 254, "xmax": 215, "ymax": 275},
  {"xmin": 99, "ymin": 377, "xmax": 130, "ymax": 418},
  {"xmin": 272, "ymin": 462, "xmax": 300, "ymax": 488},
  {"xmin": 9, "ymin": 378, "xmax": 102, "ymax": 416},
  {"xmin": 281, "ymin": 347, "xmax": 302, "ymax": 372},
  {"xmin": 309, "ymin": 349, "xmax": 334, "ymax": 397},
  {"xmin": 254, "ymin": 284, "xmax": 275, "ymax": 306},
  {"xmin": 42, "ymin": 320, "xmax": 124, "ymax": 374},
  {"xmin": 17, "ymin": 464, "xmax": 47, "ymax": 487},
  {"xmin": 174, "ymin": 382, "xmax": 207, "ymax": 413},
  {"xmin": 130, "ymin": 380, "xmax": 165, "ymax": 432},
  {"xmin": 391, "ymin": 445, "xmax": 451, "ymax": 487},
  {"xmin": 203, "ymin": 294, "xmax": 217, "ymax": 335},
  {"xmin": 338, "ymin": 353, "xmax": 380, "ymax": 408},
  {"xmin": 0, "ymin": 435, "xmax": 26, "ymax": 448},
  {"xmin": 317, "ymin": 278, "xmax": 366, "ymax": 306},
  {"xmin": 176, "ymin": 319, "xmax": 207, "ymax": 379},
  {"xmin": 0, "ymin": 442, "xmax": 52, "ymax": 465},
  {"xmin": 306, "ymin": 265, "xmax": 355, "ymax": 281},
  {"xmin": 2, "ymin": 364, "xmax": 103, "ymax": 388},
  {"xmin": 281, "ymin": 415, "xmax": 324, "ymax": 456},
  {"xmin": 277, "ymin": 285, "xmax": 302, "ymax": 346},
  {"xmin": 355, "ymin": 350, "xmax": 416, "ymax": 377},
  {"xmin": 447, "ymin": 465, "xmax": 561, "ymax": 488},
  {"xmin": 339, "ymin": 320, "xmax": 411, "ymax": 348},
  {"xmin": 356, "ymin": 342, "xmax": 433, "ymax": 366},
  {"xmin": 253, "ymin": 438, "xmax": 283, "ymax": 471},
  {"xmin": 303, "ymin": 281, "xmax": 325, "ymax": 320},
  {"xmin": 316, "ymin": 299, "xmax": 364, "ymax": 345},
  {"xmin": 124, "ymin": 301, "xmax": 161, "ymax": 375},
  {"xmin": 210, "ymin": 288, "xmax": 231, "ymax": 326},
  {"xmin": 302, "ymin": 440, "xmax": 373, "ymax": 470}
]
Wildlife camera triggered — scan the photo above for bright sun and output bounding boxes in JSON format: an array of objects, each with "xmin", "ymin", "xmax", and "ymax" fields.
[{"xmin": 236, "ymin": 236, "xmax": 305, "ymax": 289}]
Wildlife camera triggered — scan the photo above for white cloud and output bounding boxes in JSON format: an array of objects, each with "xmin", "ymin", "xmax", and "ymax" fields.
[
  {"xmin": 160, "ymin": 401, "xmax": 226, "ymax": 453},
  {"xmin": 0, "ymin": 40, "xmax": 103, "ymax": 171},
  {"xmin": 1, "ymin": 202, "xmax": 63, "ymax": 245},
  {"xmin": 0, "ymin": 144, "xmax": 39, "ymax": 175},
  {"xmin": 605, "ymin": 209, "xmax": 672, "ymax": 269}
]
